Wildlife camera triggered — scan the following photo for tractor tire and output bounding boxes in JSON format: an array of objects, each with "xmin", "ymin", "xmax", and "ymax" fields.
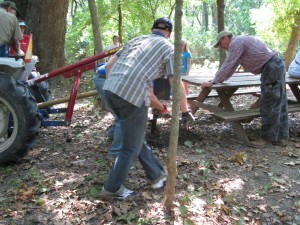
[
  {"xmin": 29, "ymin": 81, "xmax": 53, "ymax": 103},
  {"xmin": 0, "ymin": 73, "xmax": 41, "ymax": 165}
]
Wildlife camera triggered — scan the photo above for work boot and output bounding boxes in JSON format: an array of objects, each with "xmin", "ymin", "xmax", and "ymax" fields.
[
  {"xmin": 272, "ymin": 139, "xmax": 287, "ymax": 147},
  {"xmin": 249, "ymin": 138, "xmax": 272, "ymax": 147}
]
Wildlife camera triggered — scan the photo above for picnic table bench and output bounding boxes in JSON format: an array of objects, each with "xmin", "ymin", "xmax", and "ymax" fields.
[{"xmin": 182, "ymin": 72, "xmax": 300, "ymax": 145}]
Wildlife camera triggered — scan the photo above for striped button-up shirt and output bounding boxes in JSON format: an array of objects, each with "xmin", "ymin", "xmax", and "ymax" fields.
[
  {"xmin": 213, "ymin": 35, "xmax": 277, "ymax": 83},
  {"xmin": 103, "ymin": 32, "xmax": 174, "ymax": 107}
]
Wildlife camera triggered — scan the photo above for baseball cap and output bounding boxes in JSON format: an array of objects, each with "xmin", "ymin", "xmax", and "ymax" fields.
[
  {"xmin": 213, "ymin": 30, "xmax": 232, "ymax": 48},
  {"xmin": 19, "ymin": 21, "xmax": 26, "ymax": 27},
  {"xmin": 152, "ymin": 17, "xmax": 173, "ymax": 32},
  {"xmin": 0, "ymin": 1, "xmax": 20, "ymax": 17}
]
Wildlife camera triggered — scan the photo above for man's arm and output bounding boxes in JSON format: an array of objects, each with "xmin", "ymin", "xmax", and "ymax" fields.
[
  {"xmin": 11, "ymin": 40, "xmax": 20, "ymax": 60},
  {"xmin": 105, "ymin": 54, "xmax": 118, "ymax": 77},
  {"xmin": 149, "ymin": 87, "xmax": 165, "ymax": 110}
]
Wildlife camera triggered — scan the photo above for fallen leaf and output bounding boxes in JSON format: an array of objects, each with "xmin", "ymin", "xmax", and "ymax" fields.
[
  {"xmin": 257, "ymin": 204, "xmax": 268, "ymax": 212},
  {"xmin": 141, "ymin": 191, "xmax": 152, "ymax": 200},
  {"xmin": 220, "ymin": 204, "xmax": 230, "ymax": 215},
  {"xmin": 229, "ymin": 152, "xmax": 247, "ymax": 165},
  {"xmin": 184, "ymin": 140, "xmax": 193, "ymax": 148}
]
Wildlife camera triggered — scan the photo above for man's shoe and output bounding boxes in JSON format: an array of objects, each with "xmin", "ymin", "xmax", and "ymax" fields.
[
  {"xmin": 181, "ymin": 111, "xmax": 195, "ymax": 122},
  {"xmin": 151, "ymin": 172, "xmax": 167, "ymax": 189},
  {"xmin": 100, "ymin": 185, "xmax": 135, "ymax": 200},
  {"xmin": 273, "ymin": 139, "xmax": 287, "ymax": 147},
  {"xmin": 249, "ymin": 138, "xmax": 272, "ymax": 147}
]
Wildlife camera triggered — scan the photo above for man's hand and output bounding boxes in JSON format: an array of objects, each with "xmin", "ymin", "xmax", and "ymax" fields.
[
  {"xmin": 14, "ymin": 53, "xmax": 20, "ymax": 61},
  {"xmin": 201, "ymin": 82, "xmax": 214, "ymax": 88}
]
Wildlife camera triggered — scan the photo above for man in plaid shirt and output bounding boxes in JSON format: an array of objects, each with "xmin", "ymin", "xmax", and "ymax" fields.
[{"xmin": 202, "ymin": 31, "xmax": 288, "ymax": 147}]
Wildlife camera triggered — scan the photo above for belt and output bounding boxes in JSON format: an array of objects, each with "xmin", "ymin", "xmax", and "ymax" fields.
[
  {"xmin": 260, "ymin": 55, "xmax": 278, "ymax": 73},
  {"xmin": 97, "ymin": 74, "xmax": 106, "ymax": 79}
]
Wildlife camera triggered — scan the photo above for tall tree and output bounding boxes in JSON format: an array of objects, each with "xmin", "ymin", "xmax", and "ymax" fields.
[
  {"xmin": 284, "ymin": 14, "xmax": 300, "ymax": 68},
  {"xmin": 216, "ymin": 0, "xmax": 226, "ymax": 66},
  {"xmin": 162, "ymin": 0, "xmax": 182, "ymax": 210},
  {"xmin": 117, "ymin": 0, "xmax": 123, "ymax": 44},
  {"xmin": 88, "ymin": 0, "xmax": 104, "ymax": 58},
  {"xmin": 13, "ymin": 0, "xmax": 68, "ymax": 78}
]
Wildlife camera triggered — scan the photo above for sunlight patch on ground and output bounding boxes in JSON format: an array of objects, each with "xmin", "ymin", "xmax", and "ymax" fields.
[{"xmin": 217, "ymin": 178, "xmax": 245, "ymax": 193}]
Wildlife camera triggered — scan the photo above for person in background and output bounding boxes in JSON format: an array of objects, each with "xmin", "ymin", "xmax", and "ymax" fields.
[
  {"xmin": 181, "ymin": 40, "xmax": 192, "ymax": 94},
  {"xmin": 201, "ymin": 30, "xmax": 288, "ymax": 147},
  {"xmin": 0, "ymin": 1, "xmax": 22, "ymax": 59},
  {"xmin": 288, "ymin": 49, "xmax": 300, "ymax": 78},
  {"xmin": 106, "ymin": 35, "xmax": 121, "ymax": 50},
  {"xmin": 9, "ymin": 21, "xmax": 30, "ymax": 56},
  {"xmin": 105, "ymin": 35, "xmax": 121, "ymax": 62}
]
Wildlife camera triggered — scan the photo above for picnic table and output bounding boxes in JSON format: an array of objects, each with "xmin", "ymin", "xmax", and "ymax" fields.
[{"xmin": 182, "ymin": 72, "xmax": 300, "ymax": 145}]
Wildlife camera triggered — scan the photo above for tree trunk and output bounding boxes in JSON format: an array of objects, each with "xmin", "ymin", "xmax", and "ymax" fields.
[
  {"xmin": 202, "ymin": 2, "xmax": 208, "ymax": 31},
  {"xmin": 284, "ymin": 14, "xmax": 300, "ymax": 69},
  {"xmin": 117, "ymin": 0, "xmax": 123, "ymax": 44},
  {"xmin": 162, "ymin": 0, "xmax": 182, "ymax": 210},
  {"xmin": 25, "ymin": 0, "xmax": 68, "ymax": 86},
  {"xmin": 88, "ymin": 0, "xmax": 104, "ymax": 63},
  {"xmin": 217, "ymin": 0, "xmax": 226, "ymax": 67},
  {"xmin": 12, "ymin": 0, "xmax": 28, "ymax": 21}
]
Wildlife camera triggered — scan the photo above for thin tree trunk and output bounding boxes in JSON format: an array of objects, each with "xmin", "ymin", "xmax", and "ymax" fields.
[
  {"xmin": 117, "ymin": 0, "xmax": 123, "ymax": 44},
  {"xmin": 217, "ymin": 0, "xmax": 226, "ymax": 67},
  {"xmin": 88, "ymin": 0, "xmax": 103, "ymax": 56},
  {"xmin": 284, "ymin": 14, "xmax": 300, "ymax": 69},
  {"xmin": 203, "ymin": 2, "xmax": 208, "ymax": 31},
  {"xmin": 162, "ymin": 0, "xmax": 183, "ymax": 210}
]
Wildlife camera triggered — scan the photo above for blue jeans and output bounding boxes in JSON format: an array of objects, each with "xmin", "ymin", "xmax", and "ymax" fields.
[
  {"xmin": 102, "ymin": 90, "xmax": 164, "ymax": 192},
  {"xmin": 0, "ymin": 44, "xmax": 9, "ymax": 57},
  {"xmin": 260, "ymin": 56, "xmax": 289, "ymax": 141},
  {"xmin": 93, "ymin": 76, "xmax": 121, "ymax": 156}
]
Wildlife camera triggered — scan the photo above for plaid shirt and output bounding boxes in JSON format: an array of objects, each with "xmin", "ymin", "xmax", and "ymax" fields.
[
  {"xmin": 213, "ymin": 36, "xmax": 277, "ymax": 83},
  {"xmin": 103, "ymin": 32, "xmax": 174, "ymax": 107}
]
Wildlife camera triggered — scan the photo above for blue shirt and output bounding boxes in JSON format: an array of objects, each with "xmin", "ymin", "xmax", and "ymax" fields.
[{"xmin": 181, "ymin": 51, "xmax": 191, "ymax": 74}]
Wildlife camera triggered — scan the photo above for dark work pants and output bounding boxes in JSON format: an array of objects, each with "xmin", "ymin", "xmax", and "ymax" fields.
[{"xmin": 260, "ymin": 56, "xmax": 289, "ymax": 141}]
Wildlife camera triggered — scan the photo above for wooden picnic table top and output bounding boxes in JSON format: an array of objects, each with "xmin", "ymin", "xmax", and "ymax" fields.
[
  {"xmin": 183, "ymin": 72, "xmax": 300, "ymax": 145},
  {"xmin": 183, "ymin": 72, "xmax": 300, "ymax": 89}
]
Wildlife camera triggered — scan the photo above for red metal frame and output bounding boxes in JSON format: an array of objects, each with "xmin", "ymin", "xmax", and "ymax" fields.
[{"xmin": 27, "ymin": 47, "xmax": 121, "ymax": 125}]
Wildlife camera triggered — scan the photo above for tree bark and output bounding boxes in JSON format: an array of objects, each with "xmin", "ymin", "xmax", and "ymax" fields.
[
  {"xmin": 117, "ymin": 0, "xmax": 123, "ymax": 44},
  {"xmin": 25, "ymin": 0, "xmax": 68, "ymax": 85},
  {"xmin": 162, "ymin": 0, "xmax": 182, "ymax": 210},
  {"xmin": 202, "ymin": 2, "xmax": 208, "ymax": 31},
  {"xmin": 88, "ymin": 0, "xmax": 104, "ymax": 63},
  {"xmin": 284, "ymin": 14, "xmax": 300, "ymax": 69},
  {"xmin": 216, "ymin": 0, "xmax": 226, "ymax": 67}
]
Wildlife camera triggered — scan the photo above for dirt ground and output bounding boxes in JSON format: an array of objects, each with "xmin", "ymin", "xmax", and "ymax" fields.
[{"xmin": 0, "ymin": 89, "xmax": 300, "ymax": 225}]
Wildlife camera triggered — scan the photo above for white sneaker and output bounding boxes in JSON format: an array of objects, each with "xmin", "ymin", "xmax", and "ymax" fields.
[
  {"xmin": 151, "ymin": 172, "xmax": 167, "ymax": 189},
  {"xmin": 100, "ymin": 185, "xmax": 135, "ymax": 200}
]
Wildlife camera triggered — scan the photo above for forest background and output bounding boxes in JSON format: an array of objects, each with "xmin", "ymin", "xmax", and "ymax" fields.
[{"xmin": 10, "ymin": 0, "xmax": 300, "ymax": 89}]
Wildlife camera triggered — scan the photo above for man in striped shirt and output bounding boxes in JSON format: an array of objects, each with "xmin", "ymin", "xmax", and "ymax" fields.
[
  {"xmin": 201, "ymin": 31, "xmax": 288, "ymax": 147},
  {"xmin": 100, "ymin": 18, "xmax": 191, "ymax": 199}
]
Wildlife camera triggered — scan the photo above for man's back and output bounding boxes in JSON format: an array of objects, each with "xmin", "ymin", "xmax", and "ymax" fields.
[
  {"xmin": 0, "ymin": 8, "xmax": 22, "ymax": 45},
  {"xmin": 103, "ymin": 33, "xmax": 174, "ymax": 107}
]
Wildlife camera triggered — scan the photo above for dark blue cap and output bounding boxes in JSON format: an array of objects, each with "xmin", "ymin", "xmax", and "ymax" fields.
[{"xmin": 152, "ymin": 18, "xmax": 173, "ymax": 31}]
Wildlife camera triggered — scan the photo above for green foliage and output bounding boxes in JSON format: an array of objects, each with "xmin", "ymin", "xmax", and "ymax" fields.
[
  {"xmin": 64, "ymin": 0, "xmax": 297, "ymax": 68},
  {"xmin": 252, "ymin": 0, "xmax": 300, "ymax": 54}
]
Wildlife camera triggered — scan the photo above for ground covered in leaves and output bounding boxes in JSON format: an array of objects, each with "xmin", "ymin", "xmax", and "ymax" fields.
[{"xmin": 1, "ymin": 88, "xmax": 300, "ymax": 225}]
